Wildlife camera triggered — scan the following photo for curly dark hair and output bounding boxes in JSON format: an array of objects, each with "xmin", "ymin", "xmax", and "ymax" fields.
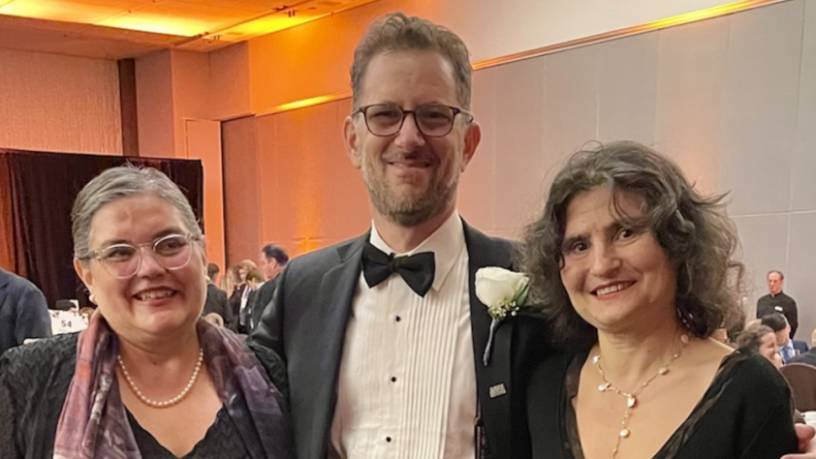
[{"xmin": 519, "ymin": 141, "xmax": 745, "ymax": 349}]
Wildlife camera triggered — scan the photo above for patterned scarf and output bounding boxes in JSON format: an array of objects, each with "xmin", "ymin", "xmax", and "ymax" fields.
[{"xmin": 53, "ymin": 312, "xmax": 293, "ymax": 458}]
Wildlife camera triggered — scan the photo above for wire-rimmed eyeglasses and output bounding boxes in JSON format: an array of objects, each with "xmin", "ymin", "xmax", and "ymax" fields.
[
  {"xmin": 88, "ymin": 233, "xmax": 200, "ymax": 279},
  {"xmin": 353, "ymin": 103, "xmax": 474, "ymax": 137}
]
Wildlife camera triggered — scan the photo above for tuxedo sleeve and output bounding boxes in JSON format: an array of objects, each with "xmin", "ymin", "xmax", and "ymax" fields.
[{"xmin": 249, "ymin": 265, "xmax": 288, "ymax": 359}]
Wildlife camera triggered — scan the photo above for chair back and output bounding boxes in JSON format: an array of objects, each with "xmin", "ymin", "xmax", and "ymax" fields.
[{"xmin": 781, "ymin": 363, "xmax": 816, "ymax": 412}]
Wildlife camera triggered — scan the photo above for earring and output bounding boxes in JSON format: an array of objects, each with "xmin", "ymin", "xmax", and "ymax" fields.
[{"xmin": 89, "ymin": 293, "xmax": 95, "ymax": 304}]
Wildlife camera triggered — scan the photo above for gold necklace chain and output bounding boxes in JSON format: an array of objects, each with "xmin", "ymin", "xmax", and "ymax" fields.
[
  {"xmin": 593, "ymin": 334, "xmax": 690, "ymax": 458},
  {"xmin": 117, "ymin": 347, "xmax": 204, "ymax": 408}
]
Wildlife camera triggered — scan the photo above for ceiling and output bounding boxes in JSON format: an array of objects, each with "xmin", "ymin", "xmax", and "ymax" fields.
[{"xmin": 0, "ymin": 0, "xmax": 381, "ymax": 59}]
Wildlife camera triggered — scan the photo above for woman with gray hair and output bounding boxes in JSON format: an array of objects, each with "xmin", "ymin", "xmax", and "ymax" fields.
[
  {"xmin": 517, "ymin": 141, "xmax": 796, "ymax": 458},
  {"xmin": 0, "ymin": 166, "xmax": 293, "ymax": 458}
]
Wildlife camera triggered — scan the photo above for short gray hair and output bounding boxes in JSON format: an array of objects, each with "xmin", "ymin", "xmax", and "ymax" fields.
[{"xmin": 72, "ymin": 166, "xmax": 202, "ymax": 261}]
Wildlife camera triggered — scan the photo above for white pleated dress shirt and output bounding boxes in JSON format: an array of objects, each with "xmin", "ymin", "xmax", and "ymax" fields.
[{"xmin": 328, "ymin": 212, "xmax": 476, "ymax": 459}]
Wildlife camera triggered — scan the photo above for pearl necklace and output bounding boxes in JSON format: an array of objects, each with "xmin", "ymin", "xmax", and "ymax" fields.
[
  {"xmin": 593, "ymin": 334, "xmax": 689, "ymax": 458},
  {"xmin": 117, "ymin": 347, "xmax": 204, "ymax": 408}
]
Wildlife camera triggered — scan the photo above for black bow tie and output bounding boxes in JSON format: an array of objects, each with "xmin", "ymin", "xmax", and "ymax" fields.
[{"xmin": 362, "ymin": 241, "xmax": 436, "ymax": 297}]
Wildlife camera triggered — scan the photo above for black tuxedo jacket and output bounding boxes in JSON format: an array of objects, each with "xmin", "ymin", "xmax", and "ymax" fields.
[{"xmin": 251, "ymin": 221, "xmax": 545, "ymax": 459}]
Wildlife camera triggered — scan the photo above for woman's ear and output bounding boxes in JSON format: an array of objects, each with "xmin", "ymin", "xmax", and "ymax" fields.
[{"xmin": 73, "ymin": 258, "xmax": 94, "ymax": 295}]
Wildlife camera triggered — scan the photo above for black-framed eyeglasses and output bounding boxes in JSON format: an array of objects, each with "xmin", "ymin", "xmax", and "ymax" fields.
[
  {"xmin": 88, "ymin": 233, "xmax": 200, "ymax": 279},
  {"xmin": 353, "ymin": 103, "xmax": 474, "ymax": 137}
]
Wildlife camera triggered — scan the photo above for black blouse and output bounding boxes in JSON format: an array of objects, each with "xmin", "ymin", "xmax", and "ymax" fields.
[
  {"xmin": 0, "ymin": 333, "xmax": 288, "ymax": 459},
  {"xmin": 528, "ymin": 350, "xmax": 798, "ymax": 459},
  {"xmin": 128, "ymin": 407, "xmax": 250, "ymax": 458}
]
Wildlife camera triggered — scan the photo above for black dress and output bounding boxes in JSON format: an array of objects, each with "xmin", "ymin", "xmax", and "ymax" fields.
[{"xmin": 527, "ymin": 350, "xmax": 798, "ymax": 459}]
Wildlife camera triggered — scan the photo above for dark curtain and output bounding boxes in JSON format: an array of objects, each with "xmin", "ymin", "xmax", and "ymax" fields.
[{"xmin": 0, "ymin": 149, "xmax": 203, "ymax": 308}]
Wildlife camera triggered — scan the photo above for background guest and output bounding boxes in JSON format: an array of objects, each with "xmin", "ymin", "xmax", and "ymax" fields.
[
  {"xmin": 0, "ymin": 266, "xmax": 52, "ymax": 355},
  {"xmin": 789, "ymin": 328, "xmax": 816, "ymax": 367},
  {"xmin": 203, "ymin": 262, "xmax": 234, "ymax": 331},
  {"xmin": 763, "ymin": 313, "xmax": 808, "ymax": 364},
  {"xmin": 736, "ymin": 323, "xmax": 783, "ymax": 368},
  {"xmin": 247, "ymin": 244, "xmax": 288, "ymax": 335},
  {"xmin": 228, "ymin": 260, "xmax": 256, "ymax": 333},
  {"xmin": 758, "ymin": 270, "xmax": 798, "ymax": 338}
]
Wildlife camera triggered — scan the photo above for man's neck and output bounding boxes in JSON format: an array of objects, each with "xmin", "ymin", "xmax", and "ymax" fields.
[{"xmin": 372, "ymin": 208, "xmax": 455, "ymax": 253}]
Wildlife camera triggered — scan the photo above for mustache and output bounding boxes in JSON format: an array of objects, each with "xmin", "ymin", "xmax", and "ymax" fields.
[{"xmin": 381, "ymin": 150, "xmax": 437, "ymax": 164}]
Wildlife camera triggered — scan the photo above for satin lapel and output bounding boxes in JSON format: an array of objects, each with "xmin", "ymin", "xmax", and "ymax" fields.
[
  {"xmin": 310, "ymin": 234, "xmax": 367, "ymax": 458},
  {"xmin": 462, "ymin": 221, "xmax": 516, "ymax": 458}
]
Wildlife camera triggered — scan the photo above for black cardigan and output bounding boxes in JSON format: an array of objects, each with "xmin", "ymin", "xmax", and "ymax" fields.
[{"xmin": 0, "ymin": 333, "xmax": 288, "ymax": 459}]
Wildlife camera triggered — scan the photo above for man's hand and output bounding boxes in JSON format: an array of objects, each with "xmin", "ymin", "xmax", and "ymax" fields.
[{"xmin": 782, "ymin": 424, "xmax": 816, "ymax": 458}]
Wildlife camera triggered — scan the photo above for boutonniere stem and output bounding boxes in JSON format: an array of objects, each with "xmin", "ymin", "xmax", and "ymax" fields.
[{"xmin": 475, "ymin": 267, "xmax": 529, "ymax": 366}]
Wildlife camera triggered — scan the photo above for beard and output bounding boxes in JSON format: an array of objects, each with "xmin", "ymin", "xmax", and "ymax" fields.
[{"xmin": 362, "ymin": 150, "xmax": 462, "ymax": 227}]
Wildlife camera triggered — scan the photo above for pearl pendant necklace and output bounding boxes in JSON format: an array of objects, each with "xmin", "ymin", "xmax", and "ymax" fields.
[
  {"xmin": 593, "ymin": 334, "xmax": 690, "ymax": 458},
  {"xmin": 117, "ymin": 347, "xmax": 204, "ymax": 408}
]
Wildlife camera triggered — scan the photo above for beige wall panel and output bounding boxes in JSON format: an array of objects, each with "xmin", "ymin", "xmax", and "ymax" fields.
[
  {"xmin": 0, "ymin": 47, "xmax": 121, "ymax": 154},
  {"xmin": 136, "ymin": 50, "xmax": 176, "ymax": 158}
]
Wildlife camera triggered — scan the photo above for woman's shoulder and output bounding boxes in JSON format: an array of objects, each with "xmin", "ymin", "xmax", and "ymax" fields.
[
  {"xmin": 0, "ymin": 333, "xmax": 78, "ymax": 387},
  {"xmin": 718, "ymin": 351, "xmax": 790, "ymax": 394}
]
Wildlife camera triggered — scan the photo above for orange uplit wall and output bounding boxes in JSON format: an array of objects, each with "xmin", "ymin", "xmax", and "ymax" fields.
[
  {"xmin": 135, "ymin": 48, "xmax": 227, "ymax": 271},
  {"xmin": 0, "ymin": 47, "xmax": 122, "ymax": 155},
  {"xmin": 244, "ymin": 0, "xmax": 783, "ymax": 114}
]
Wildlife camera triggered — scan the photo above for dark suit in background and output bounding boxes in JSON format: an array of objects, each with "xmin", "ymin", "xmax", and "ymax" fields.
[
  {"xmin": 248, "ymin": 278, "xmax": 277, "ymax": 335},
  {"xmin": 0, "ymin": 267, "xmax": 52, "ymax": 355},
  {"xmin": 251, "ymin": 222, "xmax": 539, "ymax": 459},
  {"xmin": 790, "ymin": 347, "xmax": 816, "ymax": 367},
  {"xmin": 202, "ymin": 283, "xmax": 234, "ymax": 331},
  {"xmin": 229, "ymin": 285, "xmax": 251, "ymax": 333},
  {"xmin": 757, "ymin": 291, "xmax": 798, "ymax": 338}
]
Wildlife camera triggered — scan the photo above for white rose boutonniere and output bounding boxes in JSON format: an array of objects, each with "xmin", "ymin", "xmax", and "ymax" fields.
[{"xmin": 475, "ymin": 267, "xmax": 530, "ymax": 366}]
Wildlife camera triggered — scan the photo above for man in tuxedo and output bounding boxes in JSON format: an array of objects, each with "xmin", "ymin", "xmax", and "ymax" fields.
[
  {"xmin": 251, "ymin": 12, "xmax": 536, "ymax": 459},
  {"xmin": 202, "ymin": 263, "xmax": 234, "ymax": 330},
  {"xmin": 247, "ymin": 244, "xmax": 288, "ymax": 334},
  {"xmin": 0, "ymin": 267, "xmax": 51, "ymax": 355}
]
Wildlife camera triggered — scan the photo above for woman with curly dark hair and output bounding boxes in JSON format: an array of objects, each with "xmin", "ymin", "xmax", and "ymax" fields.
[{"xmin": 518, "ymin": 141, "xmax": 796, "ymax": 459}]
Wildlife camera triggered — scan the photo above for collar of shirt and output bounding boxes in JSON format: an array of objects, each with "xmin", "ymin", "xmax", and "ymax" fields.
[
  {"xmin": 785, "ymin": 339, "xmax": 794, "ymax": 350},
  {"xmin": 369, "ymin": 211, "xmax": 466, "ymax": 294}
]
